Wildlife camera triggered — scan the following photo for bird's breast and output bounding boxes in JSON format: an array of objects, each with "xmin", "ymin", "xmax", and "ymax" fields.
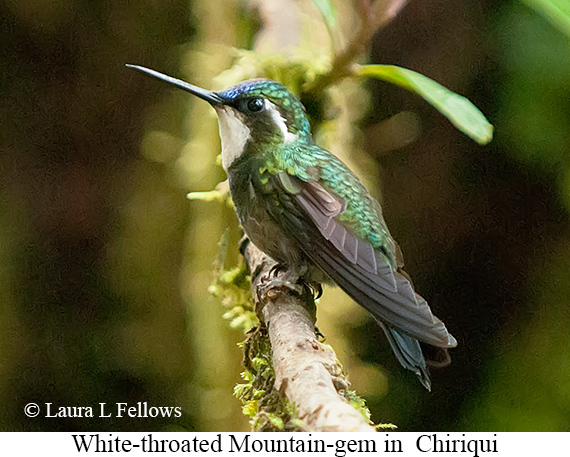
[{"xmin": 228, "ymin": 169, "xmax": 306, "ymax": 270}]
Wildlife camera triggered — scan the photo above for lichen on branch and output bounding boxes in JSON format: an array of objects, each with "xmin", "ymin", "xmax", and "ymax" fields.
[{"xmin": 208, "ymin": 232, "xmax": 376, "ymax": 431}]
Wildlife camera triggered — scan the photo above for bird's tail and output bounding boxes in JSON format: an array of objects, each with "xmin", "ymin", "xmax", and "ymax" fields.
[
  {"xmin": 378, "ymin": 322, "xmax": 430, "ymax": 390},
  {"xmin": 377, "ymin": 321, "xmax": 452, "ymax": 391}
]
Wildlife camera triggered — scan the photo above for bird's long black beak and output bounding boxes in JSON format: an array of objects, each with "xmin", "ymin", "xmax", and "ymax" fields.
[{"xmin": 126, "ymin": 64, "xmax": 224, "ymax": 107}]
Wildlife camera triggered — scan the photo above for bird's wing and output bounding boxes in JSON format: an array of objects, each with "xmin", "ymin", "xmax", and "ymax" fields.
[{"xmin": 271, "ymin": 172, "xmax": 456, "ymax": 349}]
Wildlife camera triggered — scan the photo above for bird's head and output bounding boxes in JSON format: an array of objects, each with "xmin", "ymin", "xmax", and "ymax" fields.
[{"xmin": 127, "ymin": 65, "xmax": 312, "ymax": 170}]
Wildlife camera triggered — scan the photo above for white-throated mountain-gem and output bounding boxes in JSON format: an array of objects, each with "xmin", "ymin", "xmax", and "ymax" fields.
[{"xmin": 127, "ymin": 64, "xmax": 457, "ymax": 390}]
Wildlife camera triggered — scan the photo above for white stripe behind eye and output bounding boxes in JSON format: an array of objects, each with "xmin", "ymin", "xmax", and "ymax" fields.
[{"xmin": 266, "ymin": 101, "xmax": 297, "ymax": 144}]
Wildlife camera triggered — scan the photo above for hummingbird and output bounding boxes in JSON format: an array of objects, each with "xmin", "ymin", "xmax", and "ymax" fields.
[{"xmin": 127, "ymin": 64, "xmax": 457, "ymax": 390}]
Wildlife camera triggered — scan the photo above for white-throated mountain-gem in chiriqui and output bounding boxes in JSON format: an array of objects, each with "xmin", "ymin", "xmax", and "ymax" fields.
[{"xmin": 127, "ymin": 64, "xmax": 457, "ymax": 390}]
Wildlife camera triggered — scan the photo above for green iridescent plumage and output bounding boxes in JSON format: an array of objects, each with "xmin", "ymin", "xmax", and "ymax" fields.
[
  {"xmin": 127, "ymin": 64, "xmax": 457, "ymax": 390},
  {"xmin": 222, "ymin": 80, "xmax": 397, "ymax": 263},
  {"xmin": 264, "ymin": 143, "xmax": 398, "ymax": 265},
  {"xmin": 219, "ymin": 79, "xmax": 312, "ymax": 140}
]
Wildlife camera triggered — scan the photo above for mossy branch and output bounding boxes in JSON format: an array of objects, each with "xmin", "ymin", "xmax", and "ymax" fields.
[
  {"xmin": 192, "ymin": 0, "xmax": 415, "ymax": 432},
  {"xmin": 241, "ymin": 238, "xmax": 376, "ymax": 432},
  {"xmin": 189, "ymin": 0, "xmax": 488, "ymax": 431}
]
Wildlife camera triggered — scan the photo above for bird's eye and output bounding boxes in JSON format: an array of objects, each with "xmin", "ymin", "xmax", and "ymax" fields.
[{"xmin": 246, "ymin": 97, "xmax": 264, "ymax": 112}]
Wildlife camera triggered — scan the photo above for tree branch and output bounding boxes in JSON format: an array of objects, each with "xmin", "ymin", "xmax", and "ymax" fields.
[
  {"xmin": 241, "ymin": 238, "xmax": 375, "ymax": 432},
  {"xmin": 308, "ymin": 0, "xmax": 409, "ymax": 95}
]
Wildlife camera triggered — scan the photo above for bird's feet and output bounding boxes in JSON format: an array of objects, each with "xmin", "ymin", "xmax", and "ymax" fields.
[
  {"xmin": 256, "ymin": 264, "xmax": 323, "ymax": 303},
  {"xmin": 308, "ymin": 282, "xmax": 323, "ymax": 299},
  {"xmin": 257, "ymin": 266, "xmax": 304, "ymax": 303}
]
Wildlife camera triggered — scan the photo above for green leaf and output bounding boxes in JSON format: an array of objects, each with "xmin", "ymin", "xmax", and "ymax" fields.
[
  {"xmin": 267, "ymin": 414, "xmax": 284, "ymax": 429},
  {"xmin": 311, "ymin": 0, "xmax": 337, "ymax": 30},
  {"xmin": 522, "ymin": 0, "xmax": 570, "ymax": 35},
  {"xmin": 186, "ymin": 190, "xmax": 225, "ymax": 202},
  {"xmin": 357, "ymin": 64, "xmax": 494, "ymax": 145}
]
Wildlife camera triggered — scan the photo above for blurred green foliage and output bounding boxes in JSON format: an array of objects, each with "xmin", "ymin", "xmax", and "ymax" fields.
[
  {"xmin": 499, "ymin": 2, "xmax": 570, "ymax": 208},
  {"xmin": 458, "ymin": 1, "xmax": 570, "ymax": 431},
  {"xmin": 522, "ymin": 0, "xmax": 570, "ymax": 35}
]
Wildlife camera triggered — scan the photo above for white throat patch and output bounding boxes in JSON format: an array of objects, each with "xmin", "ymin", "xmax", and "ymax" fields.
[
  {"xmin": 216, "ymin": 107, "xmax": 251, "ymax": 171},
  {"xmin": 266, "ymin": 101, "xmax": 297, "ymax": 144}
]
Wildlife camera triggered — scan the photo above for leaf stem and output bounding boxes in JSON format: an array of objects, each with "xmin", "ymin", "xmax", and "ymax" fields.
[{"xmin": 307, "ymin": 0, "xmax": 409, "ymax": 95}]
